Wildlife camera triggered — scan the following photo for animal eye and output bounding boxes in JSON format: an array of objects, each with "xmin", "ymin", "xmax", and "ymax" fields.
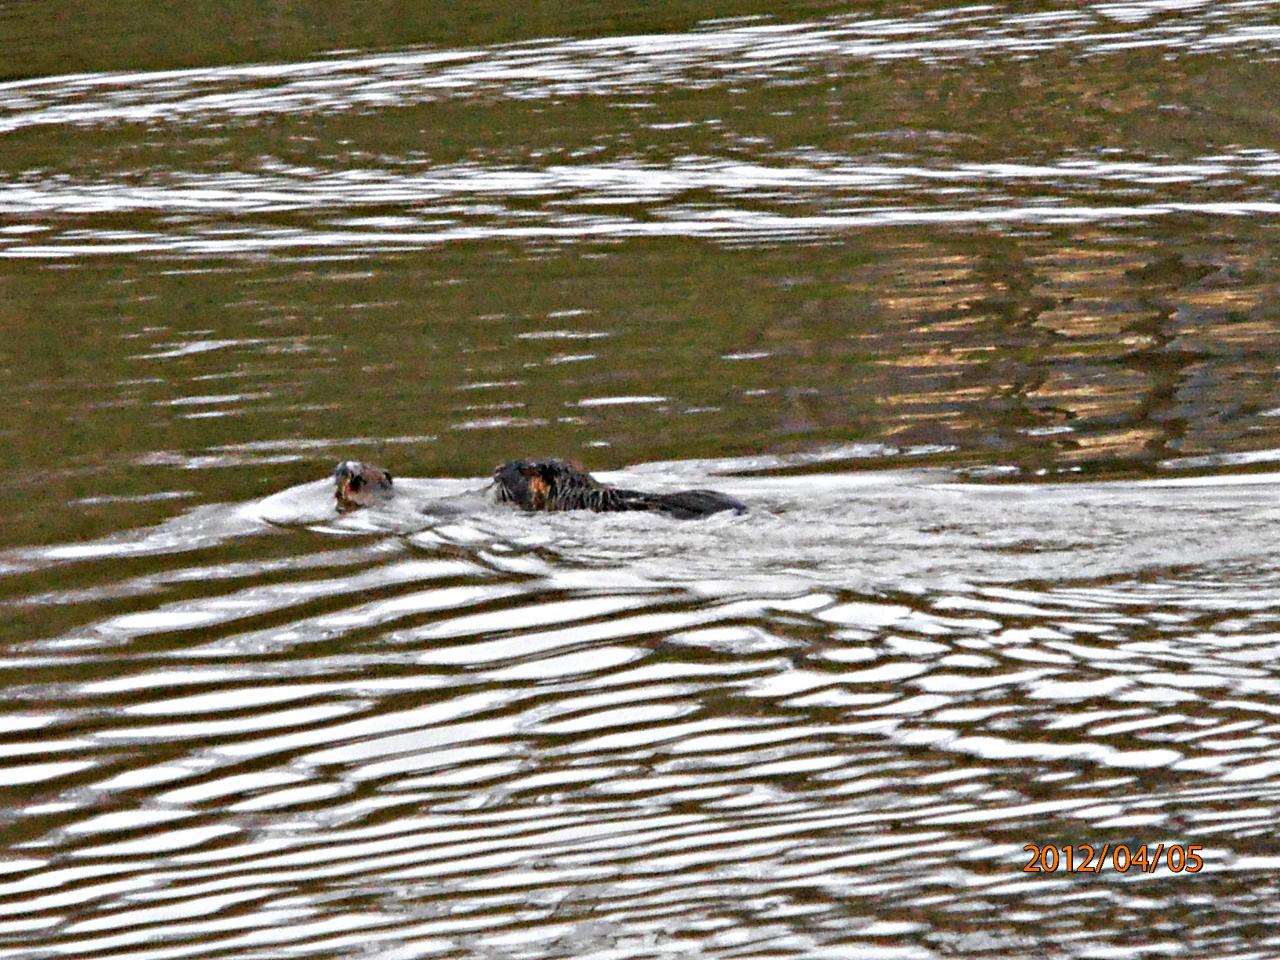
[{"xmin": 349, "ymin": 476, "xmax": 365, "ymax": 490}]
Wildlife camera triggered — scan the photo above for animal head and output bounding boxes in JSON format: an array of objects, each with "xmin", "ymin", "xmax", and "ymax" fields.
[
  {"xmin": 492, "ymin": 458, "xmax": 596, "ymax": 511},
  {"xmin": 332, "ymin": 460, "xmax": 394, "ymax": 513}
]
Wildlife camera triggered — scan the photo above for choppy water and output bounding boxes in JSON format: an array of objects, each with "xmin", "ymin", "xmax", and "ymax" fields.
[{"xmin": 6, "ymin": 1, "xmax": 1280, "ymax": 957}]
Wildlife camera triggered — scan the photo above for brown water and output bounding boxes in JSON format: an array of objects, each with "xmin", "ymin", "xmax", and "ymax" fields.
[{"xmin": 5, "ymin": 2, "xmax": 1280, "ymax": 957}]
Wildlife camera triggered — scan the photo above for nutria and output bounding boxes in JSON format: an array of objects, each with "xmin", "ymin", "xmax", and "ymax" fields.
[
  {"xmin": 492, "ymin": 458, "xmax": 746, "ymax": 519},
  {"xmin": 330, "ymin": 458, "xmax": 746, "ymax": 519},
  {"xmin": 333, "ymin": 460, "xmax": 394, "ymax": 513}
]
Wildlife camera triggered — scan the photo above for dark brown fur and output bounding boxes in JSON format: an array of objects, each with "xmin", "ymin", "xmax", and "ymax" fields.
[
  {"xmin": 332, "ymin": 457, "xmax": 747, "ymax": 520},
  {"xmin": 492, "ymin": 458, "xmax": 746, "ymax": 519}
]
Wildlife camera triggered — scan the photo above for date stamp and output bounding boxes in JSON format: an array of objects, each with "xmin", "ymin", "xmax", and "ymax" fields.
[{"xmin": 1023, "ymin": 843, "xmax": 1204, "ymax": 874}]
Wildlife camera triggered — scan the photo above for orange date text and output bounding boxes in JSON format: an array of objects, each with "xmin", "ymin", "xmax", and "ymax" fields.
[{"xmin": 1022, "ymin": 843, "xmax": 1203, "ymax": 874}]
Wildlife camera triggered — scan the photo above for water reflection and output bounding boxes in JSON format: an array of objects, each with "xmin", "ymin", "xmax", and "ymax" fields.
[
  {"xmin": 6, "ymin": 3, "xmax": 1280, "ymax": 132},
  {"xmin": 5, "ymin": 3, "xmax": 1280, "ymax": 260},
  {"xmin": 4, "ymin": 462, "xmax": 1280, "ymax": 955},
  {"xmin": 3, "ymin": 230, "xmax": 1279, "ymax": 555},
  {"xmin": 5, "ymin": 0, "xmax": 1280, "ymax": 956}
]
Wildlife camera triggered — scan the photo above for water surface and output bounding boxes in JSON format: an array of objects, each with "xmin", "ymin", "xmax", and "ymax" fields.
[{"xmin": 5, "ymin": 1, "xmax": 1280, "ymax": 957}]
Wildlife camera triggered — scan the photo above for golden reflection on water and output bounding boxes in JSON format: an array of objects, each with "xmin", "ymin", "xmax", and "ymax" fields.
[{"xmin": 2, "ymin": 230, "xmax": 1278, "ymax": 555}]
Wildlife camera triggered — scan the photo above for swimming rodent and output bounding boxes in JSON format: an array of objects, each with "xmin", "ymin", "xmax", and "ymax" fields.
[
  {"xmin": 332, "ymin": 460, "xmax": 394, "ymax": 513},
  {"xmin": 492, "ymin": 458, "xmax": 746, "ymax": 519},
  {"xmin": 332, "ymin": 458, "xmax": 746, "ymax": 519}
]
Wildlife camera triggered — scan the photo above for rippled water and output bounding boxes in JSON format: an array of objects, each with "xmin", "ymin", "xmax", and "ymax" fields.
[{"xmin": 6, "ymin": 1, "xmax": 1280, "ymax": 957}]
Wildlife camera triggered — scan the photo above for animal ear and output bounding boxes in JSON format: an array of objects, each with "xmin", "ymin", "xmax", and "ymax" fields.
[{"xmin": 383, "ymin": 471, "xmax": 393, "ymax": 486}]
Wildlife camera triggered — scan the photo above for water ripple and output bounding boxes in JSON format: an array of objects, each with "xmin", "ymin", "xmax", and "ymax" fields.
[
  {"xmin": 3, "ymin": 3, "xmax": 1278, "ymax": 134},
  {"xmin": 5, "ymin": 2, "xmax": 1280, "ymax": 954}
]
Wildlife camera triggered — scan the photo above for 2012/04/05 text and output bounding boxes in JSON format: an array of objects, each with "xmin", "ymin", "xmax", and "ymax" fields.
[{"xmin": 1023, "ymin": 844, "xmax": 1203, "ymax": 874}]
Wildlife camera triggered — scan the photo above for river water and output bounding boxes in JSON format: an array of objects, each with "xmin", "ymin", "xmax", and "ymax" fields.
[{"xmin": 5, "ymin": 2, "xmax": 1280, "ymax": 957}]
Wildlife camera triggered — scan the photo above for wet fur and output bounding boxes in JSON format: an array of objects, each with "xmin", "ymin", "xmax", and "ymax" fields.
[
  {"xmin": 332, "ymin": 457, "xmax": 747, "ymax": 520},
  {"xmin": 332, "ymin": 460, "xmax": 394, "ymax": 513},
  {"xmin": 492, "ymin": 458, "xmax": 746, "ymax": 519}
]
